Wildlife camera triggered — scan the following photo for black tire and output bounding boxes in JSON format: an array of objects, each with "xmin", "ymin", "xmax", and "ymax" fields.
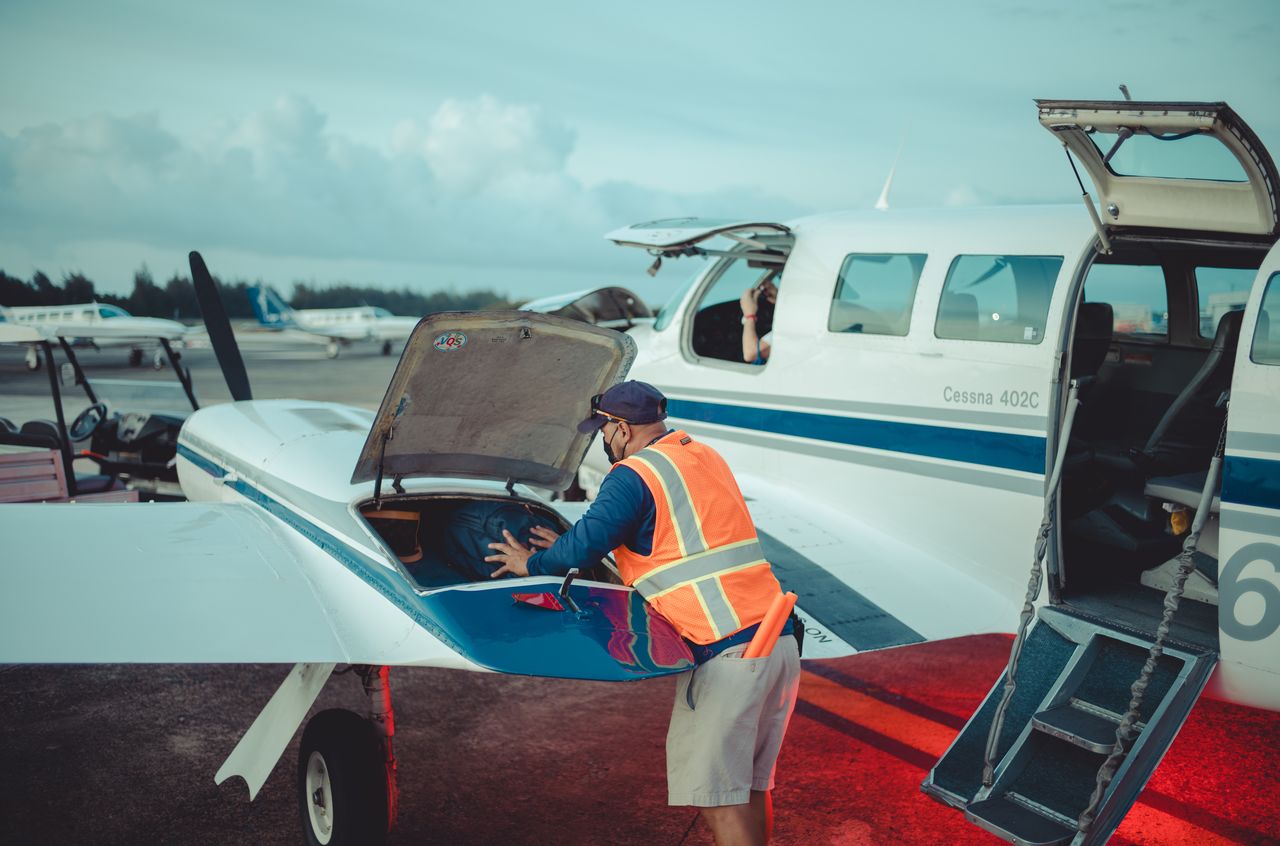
[
  {"xmin": 128, "ymin": 348, "xmax": 143, "ymax": 367},
  {"xmin": 381, "ymin": 341, "xmax": 392, "ymax": 356},
  {"xmin": 297, "ymin": 709, "xmax": 389, "ymax": 846}
]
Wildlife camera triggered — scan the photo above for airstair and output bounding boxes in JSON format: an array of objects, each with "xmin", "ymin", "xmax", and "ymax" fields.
[{"xmin": 922, "ymin": 607, "xmax": 1217, "ymax": 845}]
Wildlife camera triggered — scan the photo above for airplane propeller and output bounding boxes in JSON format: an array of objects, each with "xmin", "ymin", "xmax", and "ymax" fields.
[{"xmin": 189, "ymin": 251, "xmax": 253, "ymax": 402}]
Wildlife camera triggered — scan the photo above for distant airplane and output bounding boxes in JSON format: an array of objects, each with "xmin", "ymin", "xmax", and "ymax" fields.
[
  {"xmin": 0, "ymin": 302, "xmax": 190, "ymax": 370},
  {"xmin": 247, "ymin": 285, "xmax": 419, "ymax": 358}
]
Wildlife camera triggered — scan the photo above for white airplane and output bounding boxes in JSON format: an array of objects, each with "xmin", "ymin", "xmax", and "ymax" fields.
[
  {"xmin": 0, "ymin": 97, "xmax": 1274, "ymax": 846},
  {"xmin": 583, "ymin": 99, "xmax": 1280, "ymax": 844},
  {"xmin": 0, "ymin": 302, "xmax": 191, "ymax": 370},
  {"xmin": 247, "ymin": 284, "xmax": 420, "ymax": 358}
]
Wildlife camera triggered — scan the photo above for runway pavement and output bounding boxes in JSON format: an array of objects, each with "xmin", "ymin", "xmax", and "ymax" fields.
[{"xmin": 1, "ymin": 340, "xmax": 1278, "ymax": 845}]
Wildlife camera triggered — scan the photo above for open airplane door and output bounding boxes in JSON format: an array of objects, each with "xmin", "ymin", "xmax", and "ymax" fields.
[
  {"xmin": 918, "ymin": 100, "xmax": 1280, "ymax": 846},
  {"xmin": 605, "ymin": 217, "xmax": 793, "ymax": 270},
  {"xmin": 1036, "ymin": 100, "xmax": 1280, "ymax": 239}
]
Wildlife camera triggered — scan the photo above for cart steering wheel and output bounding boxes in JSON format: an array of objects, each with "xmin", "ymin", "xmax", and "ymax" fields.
[{"xmin": 68, "ymin": 403, "xmax": 108, "ymax": 441}]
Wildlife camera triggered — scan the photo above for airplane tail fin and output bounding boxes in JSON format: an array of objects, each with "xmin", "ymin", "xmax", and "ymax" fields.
[{"xmin": 248, "ymin": 285, "xmax": 296, "ymax": 328}]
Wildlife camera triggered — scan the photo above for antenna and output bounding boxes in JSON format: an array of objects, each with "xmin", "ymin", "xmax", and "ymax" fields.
[
  {"xmin": 875, "ymin": 133, "xmax": 907, "ymax": 211},
  {"xmin": 1118, "ymin": 84, "xmax": 1132, "ymax": 101}
]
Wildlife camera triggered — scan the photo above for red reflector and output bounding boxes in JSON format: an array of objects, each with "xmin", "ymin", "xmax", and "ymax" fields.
[{"xmin": 512, "ymin": 592, "xmax": 564, "ymax": 611}]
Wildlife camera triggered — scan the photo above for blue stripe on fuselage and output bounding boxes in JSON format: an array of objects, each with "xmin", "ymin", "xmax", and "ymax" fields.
[
  {"xmin": 666, "ymin": 398, "xmax": 1047, "ymax": 474},
  {"xmin": 1224, "ymin": 455, "xmax": 1280, "ymax": 512}
]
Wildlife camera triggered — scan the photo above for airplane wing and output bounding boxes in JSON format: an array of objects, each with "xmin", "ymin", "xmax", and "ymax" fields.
[
  {"xmin": 0, "ymin": 503, "xmax": 432, "ymax": 664},
  {"xmin": 737, "ymin": 476, "xmax": 1019, "ymax": 658}
]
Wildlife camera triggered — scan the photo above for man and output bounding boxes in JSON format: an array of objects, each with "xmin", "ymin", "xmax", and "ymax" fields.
[{"xmin": 485, "ymin": 381, "xmax": 801, "ymax": 846}]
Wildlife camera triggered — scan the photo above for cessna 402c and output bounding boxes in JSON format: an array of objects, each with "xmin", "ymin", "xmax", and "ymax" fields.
[{"xmin": 0, "ymin": 98, "xmax": 1276, "ymax": 846}]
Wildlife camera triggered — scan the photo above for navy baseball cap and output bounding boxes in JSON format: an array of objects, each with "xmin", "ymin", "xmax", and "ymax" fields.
[{"xmin": 576, "ymin": 380, "xmax": 668, "ymax": 433}]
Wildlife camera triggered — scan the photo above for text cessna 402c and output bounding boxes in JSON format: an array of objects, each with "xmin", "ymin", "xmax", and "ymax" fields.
[
  {"xmin": 578, "ymin": 99, "xmax": 1280, "ymax": 844},
  {"xmin": 0, "ymin": 97, "xmax": 1274, "ymax": 846}
]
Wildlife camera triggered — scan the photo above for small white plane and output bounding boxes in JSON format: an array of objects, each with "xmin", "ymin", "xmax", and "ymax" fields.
[
  {"xmin": 0, "ymin": 302, "xmax": 191, "ymax": 370},
  {"xmin": 247, "ymin": 284, "xmax": 420, "ymax": 358},
  {"xmin": 578, "ymin": 98, "xmax": 1280, "ymax": 845},
  {"xmin": 0, "ymin": 97, "xmax": 1276, "ymax": 846}
]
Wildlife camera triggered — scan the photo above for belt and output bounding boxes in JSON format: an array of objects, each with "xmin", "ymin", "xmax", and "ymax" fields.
[{"xmin": 685, "ymin": 617, "xmax": 795, "ymax": 665}]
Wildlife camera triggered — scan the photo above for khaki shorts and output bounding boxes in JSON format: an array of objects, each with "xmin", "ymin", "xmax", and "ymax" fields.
[{"xmin": 666, "ymin": 636, "xmax": 801, "ymax": 807}]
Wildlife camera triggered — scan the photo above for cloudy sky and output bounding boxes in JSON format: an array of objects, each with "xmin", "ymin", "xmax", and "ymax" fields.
[{"xmin": 1, "ymin": 1, "xmax": 1277, "ymax": 302}]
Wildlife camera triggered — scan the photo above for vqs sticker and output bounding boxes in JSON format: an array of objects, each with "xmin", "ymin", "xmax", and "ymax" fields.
[{"xmin": 433, "ymin": 331, "xmax": 467, "ymax": 352}]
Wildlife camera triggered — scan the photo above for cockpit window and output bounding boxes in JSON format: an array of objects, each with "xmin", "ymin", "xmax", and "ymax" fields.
[
  {"xmin": 935, "ymin": 255, "xmax": 1062, "ymax": 345},
  {"xmin": 1085, "ymin": 129, "xmax": 1248, "ymax": 182},
  {"xmin": 98, "ymin": 305, "xmax": 129, "ymax": 318},
  {"xmin": 689, "ymin": 254, "xmax": 775, "ymax": 364},
  {"xmin": 372, "ymin": 307, "xmax": 393, "ymax": 318},
  {"xmin": 653, "ymin": 261, "xmax": 705, "ymax": 332},
  {"xmin": 829, "ymin": 253, "xmax": 925, "ymax": 336}
]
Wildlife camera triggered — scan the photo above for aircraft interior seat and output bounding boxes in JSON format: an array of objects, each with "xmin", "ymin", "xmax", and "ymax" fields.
[
  {"xmin": 1144, "ymin": 471, "xmax": 1221, "ymax": 514},
  {"xmin": 1070, "ymin": 301, "xmax": 1114, "ymax": 381},
  {"xmin": 938, "ymin": 293, "xmax": 979, "ymax": 338},
  {"xmin": 1139, "ymin": 308, "xmax": 1243, "ymax": 458}
]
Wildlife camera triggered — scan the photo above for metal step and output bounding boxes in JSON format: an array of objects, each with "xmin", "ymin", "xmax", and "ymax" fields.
[
  {"xmin": 1032, "ymin": 701, "xmax": 1126, "ymax": 754},
  {"xmin": 966, "ymin": 794, "xmax": 1076, "ymax": 846}
]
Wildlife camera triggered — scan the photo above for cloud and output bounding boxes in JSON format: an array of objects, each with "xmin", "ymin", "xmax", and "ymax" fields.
[{"xmin": 0, "ymin": 95, "xmax": 794, "ymax": 285}]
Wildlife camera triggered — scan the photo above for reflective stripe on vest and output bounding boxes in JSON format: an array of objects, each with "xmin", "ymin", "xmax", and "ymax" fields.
[{"xmin": 626, "ymin": 447, "xmax": 708, "ymax": 558}]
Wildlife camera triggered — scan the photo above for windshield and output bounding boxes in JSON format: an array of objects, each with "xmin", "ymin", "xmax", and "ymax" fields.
[
  {"xmin": 91, "ymin": 379, "xmax": 195, "ymax": 414},
  {"xmin": 653, "ymin": 260, "xmax": 708, "ymax": 331}
]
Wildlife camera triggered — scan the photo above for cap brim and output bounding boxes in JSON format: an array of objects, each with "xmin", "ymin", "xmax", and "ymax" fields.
[{"xmin": 576, "ymin": 415, "xmax": 607, "ymax": 434}]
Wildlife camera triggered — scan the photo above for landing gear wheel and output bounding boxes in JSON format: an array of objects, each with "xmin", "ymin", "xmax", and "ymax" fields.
[
  {"xmin": 128, "ymin": 348, "xmax": 143, "ymax": 367},
  {"xmin": 381, "ymin": 341, "xmax": 392, "ymax": 356},
  {"xmin": 297, "ymin": 709, "xmax": 389, "ymax": 846},
  {"xmin": 326, "ymin": 340, "xmax": 340, "ymax": 359},
  {"xmin": 25, "ymin": 347, "xmax": 41, "ymax": 372},
  {"xmin": 153, "ymin": 349, "xmax": 167, "ymax": 370}
]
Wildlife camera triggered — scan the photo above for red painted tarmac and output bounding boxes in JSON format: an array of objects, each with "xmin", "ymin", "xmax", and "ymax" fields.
[{"xmin": 2, "ymin": 634, "xmax": 1277, "ymax": 845}]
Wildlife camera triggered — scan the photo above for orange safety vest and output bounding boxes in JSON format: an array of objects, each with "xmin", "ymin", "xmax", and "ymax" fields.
[{"xmin": 612, "ymin": 430, "xmax": 782, "ymax": 645}]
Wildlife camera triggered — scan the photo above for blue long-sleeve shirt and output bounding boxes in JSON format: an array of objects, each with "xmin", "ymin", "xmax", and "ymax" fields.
[{"xmin": 526, "ymin": 462, "xmax": 656, "ymax": 577}]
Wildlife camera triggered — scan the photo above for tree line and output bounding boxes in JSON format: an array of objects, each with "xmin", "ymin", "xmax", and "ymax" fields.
[{"xmin": 0, "ymin": 269, "xmax": 514, "ymax": 321}]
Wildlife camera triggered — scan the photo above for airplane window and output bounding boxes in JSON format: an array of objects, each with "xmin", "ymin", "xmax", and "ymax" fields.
[
  {"xmin": 1251, "ymin": 273, "xmax": 1280, "ymax": 366},
  {"xmin": 690, "ymin": 255, "xmax": 776, "ymax": 363},
  {"xmin": 98, "ymin": 305, "xmax": 129, "ymax": 318},
  {"xmin": 1082, "ymin": 263, "xmax": 1168, "ymax": 339},
  {"xmin": 935, "ymin": 255, "xmax": 1062, "ymax": 344},
  {"xmin": 1086, "ymin": 130, "xmax": 1248, "ymax": 182},
  {"xmin": 1194, "ymin": 266, "xmax": 1254, "ymax": 339},
  {"xmin": 829, "ymin": 253, "xmax": 925, "ymax": 336}
]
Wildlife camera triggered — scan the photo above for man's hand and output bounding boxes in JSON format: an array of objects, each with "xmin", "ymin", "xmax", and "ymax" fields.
[
  {"xmin": 528, "ymin": 525, "xmax": 561, "ymax": 550},
  {"xmin": 486, "ymin": 529, "xmax": 535, "ymax": 578},
  {"xmin": 739, "ymin": 285, "xmax": 760, "ymax": 316}
]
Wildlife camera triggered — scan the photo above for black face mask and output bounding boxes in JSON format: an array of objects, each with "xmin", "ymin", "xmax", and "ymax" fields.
[{"xmin": 601, "ymin": 426, "xmax": 622, "ymax": 464}]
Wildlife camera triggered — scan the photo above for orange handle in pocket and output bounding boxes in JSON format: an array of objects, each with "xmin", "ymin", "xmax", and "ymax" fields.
[{"xmin": 743, "ymin": 591, "xmax": 798, "ymax": 659}]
